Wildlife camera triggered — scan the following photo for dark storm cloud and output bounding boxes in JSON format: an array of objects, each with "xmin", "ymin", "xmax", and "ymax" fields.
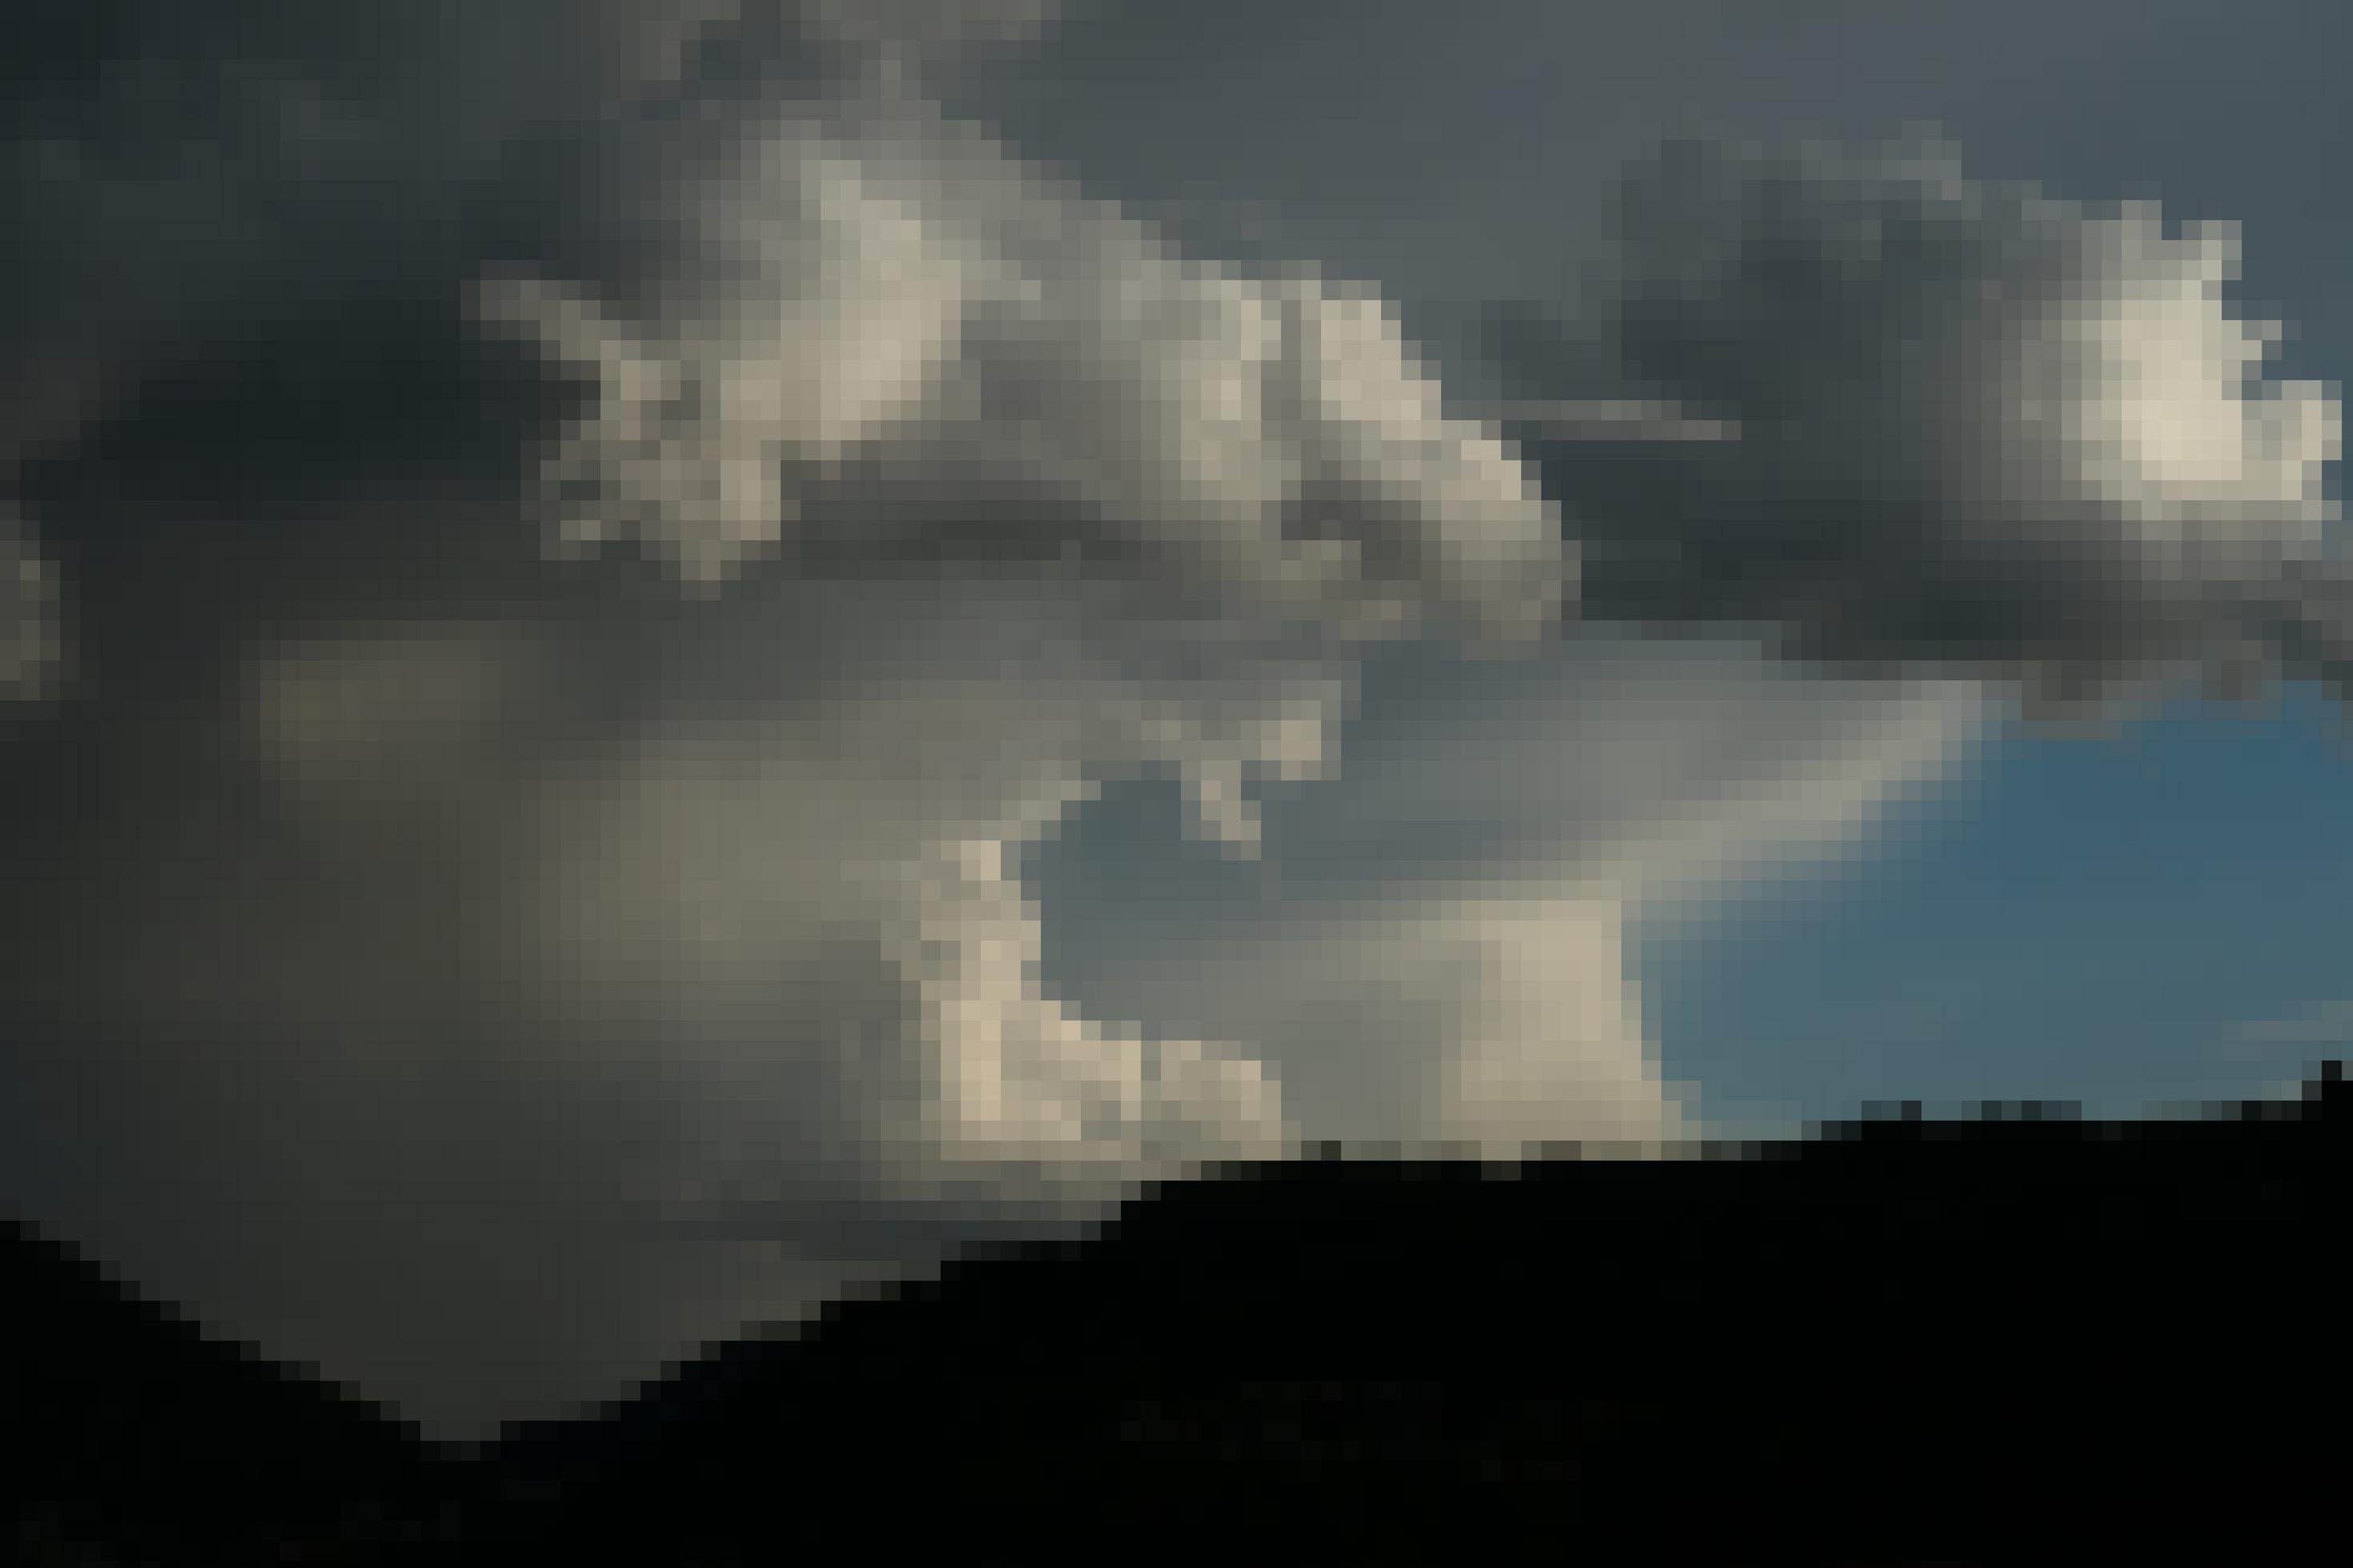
[{"xmin": 0, "ymin": 2, "xmax": 1062, "ymax": 467}]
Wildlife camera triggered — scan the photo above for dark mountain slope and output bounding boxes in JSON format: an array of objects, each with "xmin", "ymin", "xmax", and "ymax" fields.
[
  {"xmin": 462, "ymin": 1072, "xmax": 2348, "ymax": 1565},
  {"xmin": 0, "ymin": 1215, "xmax": 466, "ymax": 1566},
  {"xmin": 6, "ymin": 1066, "xmax": 2344, "ymax": 1565}
]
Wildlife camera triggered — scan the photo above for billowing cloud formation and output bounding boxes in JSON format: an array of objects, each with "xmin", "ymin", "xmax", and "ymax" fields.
[
  {"xmin": 1519, "ymin": 132, "xmax": 2342, "ymax": 718},
  {"xmin": 451, "ymin": 71, "xmax": 1568, "ymax": 1193},
  {"xmin": 0, "ymin": 13, "xmax": 2327, "ymax": 1445},
  {"xmin": 467, "ymin": 84, "xmax": 1563, "ymax": 645},
  {"xmin": 0, "ymin": 1, "xmax": 1582, "ymax": 1437},
  {"xmin": 0, "ymin": 2, "xmax": 1061, "ymax": 465}
]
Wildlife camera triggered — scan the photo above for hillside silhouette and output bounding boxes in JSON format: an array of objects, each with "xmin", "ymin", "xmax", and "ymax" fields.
[{"xmin": 7, "ymin": 1065, "xmax": 2345, "ymax": 1565}]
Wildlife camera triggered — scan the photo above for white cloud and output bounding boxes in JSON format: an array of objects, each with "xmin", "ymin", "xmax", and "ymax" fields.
[
  {"xmin": 472, "ymin": 92, "xmax": 1565, "ymax": 653},
  {"xmin": 1534, "ymin": 130, "xmax": 2342, "ymax": 716},
  {"xmin": 450, "ymin": 66, "xmax": 1582, "ymax": 1208}
]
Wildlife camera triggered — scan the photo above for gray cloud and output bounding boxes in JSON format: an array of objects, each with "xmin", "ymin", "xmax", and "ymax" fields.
[
  {"xmin": 1508, "ymin": 131, "xmax": 2342, "ymax": 719},
  {"xmin": 0, "ymin": 0, "xmax": 1574, "ymax": 1439},
  {"xmin": 1, "ymin": 515, "xmax": 61, "ymax": 701},
  {"xmin": 0, "ymin": 2, "xmax": 1063, "ymax": 468}
]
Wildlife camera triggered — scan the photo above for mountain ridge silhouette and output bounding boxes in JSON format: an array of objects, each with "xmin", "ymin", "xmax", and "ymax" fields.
[{"xmin": 8, "ymin": 1065, "xmax": 2344, "ymax": 1564}]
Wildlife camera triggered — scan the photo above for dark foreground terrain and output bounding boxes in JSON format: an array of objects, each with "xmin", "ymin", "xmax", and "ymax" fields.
[{"xmin": 8, "ymin": 1066, "xmax": 2346, "ymax": 1565}]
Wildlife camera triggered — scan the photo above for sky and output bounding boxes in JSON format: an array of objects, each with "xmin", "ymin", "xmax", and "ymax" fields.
[{"xmin": 1, "ymin": 1, "xmax": 2347, "ymax": 1441}]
